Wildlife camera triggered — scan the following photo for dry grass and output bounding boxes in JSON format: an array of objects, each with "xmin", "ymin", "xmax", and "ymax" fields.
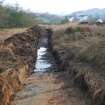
[
  {"xmin": 52, "ymin": 24, "xmax": 105, "ymax": 105},
  {"xmin": 0, "ymin": 28, "xmax": 27, "ymax": 42}
]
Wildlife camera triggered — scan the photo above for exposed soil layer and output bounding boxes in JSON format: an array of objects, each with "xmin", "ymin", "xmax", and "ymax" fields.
[
  {"xmin": 0, "ymin": 26, "xmax": 41, "ymax": 105},
  {"xmin": 13, "ymin": 72, "xmax": 87, "ymax": 105},
  {"xmin": 0, "ymin": 28, "xmax": 27, "ymax": 42}
]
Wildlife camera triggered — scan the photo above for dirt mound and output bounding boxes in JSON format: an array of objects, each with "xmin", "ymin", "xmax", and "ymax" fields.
[
  {"xmin": 0, "ymin": 45, "xmax": 17, "ymax": 73},
  {"xmin": 0, "ymin": 25, "xmax": 41, "ymax": 105}
]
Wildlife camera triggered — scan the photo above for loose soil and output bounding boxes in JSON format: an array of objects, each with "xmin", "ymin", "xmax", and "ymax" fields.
[
  {"xmin": 0, "ymin": 28, "xmax": 27, "ymax": 41},
  {"xmin": 12, "ymin": 72, "xmax": 88, "ymax": 105}
]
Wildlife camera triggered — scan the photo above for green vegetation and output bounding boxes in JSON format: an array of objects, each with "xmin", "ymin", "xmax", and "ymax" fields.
[
  {"xmin": 61, "ymin": 16, "xmax": 69, "ymax": 24},
  {"xmin": 0, "ymin": 1, "xmax": 66, "ymax": 27},
  {"xmin": 0, "ymin": 2, "xmax": 42, "ymax": 28}
]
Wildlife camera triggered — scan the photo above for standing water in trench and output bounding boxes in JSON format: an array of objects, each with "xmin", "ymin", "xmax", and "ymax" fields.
[{"xmin": 34, "ymin": 30, "xmax": 57, "ymax": 73}]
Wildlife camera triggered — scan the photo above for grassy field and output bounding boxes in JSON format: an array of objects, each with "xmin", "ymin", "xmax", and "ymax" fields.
[{"xmin": 51, "ymin": 24, "xmax": 105, "ymax": 105}]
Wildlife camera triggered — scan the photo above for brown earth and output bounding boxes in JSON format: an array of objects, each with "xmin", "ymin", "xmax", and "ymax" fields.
[
  {"xmin": 0, "ymin": 28, "xmax": 27, "ymax": 42},
  {"xmin": 0, "ymin": 26, "xmax": 41, "ymax": 105},
  {"xmin": 12, "ymin": 72, "xmax": 88, "ymax": 105}
]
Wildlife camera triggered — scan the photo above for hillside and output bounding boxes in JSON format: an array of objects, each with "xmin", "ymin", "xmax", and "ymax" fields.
[
  {"xmin": 0, "ymin": 3, "xmax": 64, "ymax": 28},
  {"xmin": 32, "ymin": 13, "xmax": 65, "ymax": 24},
  {"xmin": 67, "ymin": 8, "xmax": 105, "ymax": 22}
]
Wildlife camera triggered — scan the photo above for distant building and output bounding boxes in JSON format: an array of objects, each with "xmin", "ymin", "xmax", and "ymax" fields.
[
  {"xmin": 68, "ymin": 17, "xmax": 74, "ymax": 22},
  {"xmin": 78, "ymin": 15, "xmax": 89, "ymax": 24},
  {"xmin": 96, "ymin": 19, "xmax": 103, "ymax": 24}
]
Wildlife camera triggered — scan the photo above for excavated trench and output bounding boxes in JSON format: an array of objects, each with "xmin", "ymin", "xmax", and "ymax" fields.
[
  {"xmin": 1, "ymin": 26, "xmax": 103, "ymax": 105},
  {"xmin": 12, "ymin": 27, "xmax": 88, "ymax": 105},
  {"xmin": 34, "ymin": 29, "xmax": 58, "ymax": 73}
]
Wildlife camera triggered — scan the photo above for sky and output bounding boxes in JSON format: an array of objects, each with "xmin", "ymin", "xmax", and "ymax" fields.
[{"xmin": 4, "ymin": 0, "xmax": 105, "ymax": 15}]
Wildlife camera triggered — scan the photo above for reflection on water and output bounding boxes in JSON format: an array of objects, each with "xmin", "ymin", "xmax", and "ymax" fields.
[{"xmin": 35, "ymin": 47, "xmax": 52, "ymax": 72}]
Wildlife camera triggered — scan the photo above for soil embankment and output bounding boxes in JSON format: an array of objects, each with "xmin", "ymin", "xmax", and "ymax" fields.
[
  {"xmin": 12, "ymin": 27, "xmax": 86, "ymax": 105},
  {"xmin": 0, "ymin": 26, "xmax": 41, "ymax": 105}
]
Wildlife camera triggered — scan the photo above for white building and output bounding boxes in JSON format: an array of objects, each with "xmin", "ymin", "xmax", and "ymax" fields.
[
  {"xmin": 78, "ymin": 15, "xmax": 89, "ymax": 23},
  {"xmin": 68, "ymin": 17, "xmax": 74, "ymax": 22},
  {"xmin": 96, "ymin": 19, "xmax": 103, "ymax": 23}
]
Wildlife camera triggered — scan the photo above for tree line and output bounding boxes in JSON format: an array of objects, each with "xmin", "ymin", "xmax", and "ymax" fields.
[{"xmin": 0, "ymin": 1, "xmax": 42, "ymax": 28}]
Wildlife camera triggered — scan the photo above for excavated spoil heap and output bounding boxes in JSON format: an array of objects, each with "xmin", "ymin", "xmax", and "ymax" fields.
[{"xmin": 0, "ymin": 26, "xmax": 42, "ymax": 105}]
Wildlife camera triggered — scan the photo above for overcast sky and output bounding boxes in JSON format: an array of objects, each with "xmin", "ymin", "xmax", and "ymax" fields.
[{"xmin": 4, "ymin": 0, "xmax": 105, "ymax": 15}]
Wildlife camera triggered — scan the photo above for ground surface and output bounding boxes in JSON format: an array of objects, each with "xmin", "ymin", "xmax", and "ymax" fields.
[
  {"xmin": 12, "ymin": 72, "xmax": 88, "ymax": 105},
  {"xmin": 0, "ymin": 28, "xmax": 27, "ymax": 41}
]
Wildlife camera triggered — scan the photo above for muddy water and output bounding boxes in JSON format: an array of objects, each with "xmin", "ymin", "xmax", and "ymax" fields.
[
  {"xmin": 34, "ymin": 47, "xmax": 57, "ymax": 73},
  {"xmin": 34, "ymin": 31, "xmax": 57, "ymax": 73}
]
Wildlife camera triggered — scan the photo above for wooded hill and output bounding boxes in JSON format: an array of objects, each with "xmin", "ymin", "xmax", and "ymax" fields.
[
  {"xmin": 0, "ymin": 2, "xmax": 65, "ymax": 28},
  {"xmin": 0, "ymin": 3, "xmax": 43, "ymax": 28}
]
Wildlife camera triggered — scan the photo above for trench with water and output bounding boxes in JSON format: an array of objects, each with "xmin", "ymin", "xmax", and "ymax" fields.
[
  {"xmin": 34, "ymin": 29, "xmax": 58, "ymax": 73},
  {"xmin": 13, "ymin": 29, "xmax": 87, "ymax": 105}
]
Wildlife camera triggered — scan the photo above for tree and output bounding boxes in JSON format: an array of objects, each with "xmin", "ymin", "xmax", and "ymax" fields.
[{"xmin": 61, "ymin": 16, "xmax": 69, "ymax": 24}]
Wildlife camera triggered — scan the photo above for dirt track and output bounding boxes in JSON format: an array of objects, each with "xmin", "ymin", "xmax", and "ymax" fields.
[{"xmin": 12, "ymin": 72, "xmax": 87, "ymax": 105}]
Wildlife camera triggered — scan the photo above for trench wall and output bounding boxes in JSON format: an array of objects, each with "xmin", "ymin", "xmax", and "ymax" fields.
[{"xmin": 0, "ymin": 25, "xmax": 43, "ymax": 105}]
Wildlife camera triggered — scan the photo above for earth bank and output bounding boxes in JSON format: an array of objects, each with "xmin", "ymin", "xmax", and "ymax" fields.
[{"xmin": 0, "ymin": 26, "xmax": 42, "ymax": 105}]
